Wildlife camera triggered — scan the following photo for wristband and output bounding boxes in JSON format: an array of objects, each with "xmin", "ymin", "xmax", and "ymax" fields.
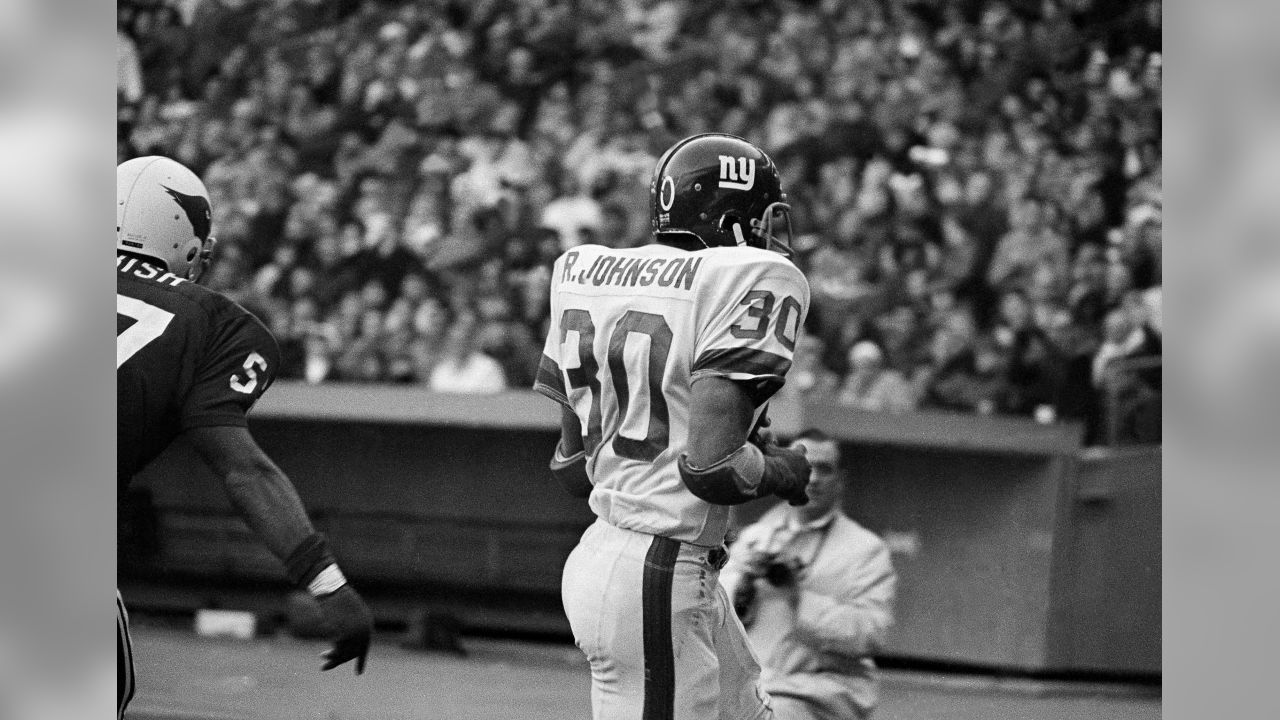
[
  {"xmin": 307, "ymin": 563, "xmax": 348, "ymax": 597},
  {"xmin": 552, "ymin": 443, "xmax": 586, "ymax": 466},
  {"xmin": 550, "ymin": 444, "xmax": 592, "ymax": 498},
  {"xmin": 284, "ymin": 532, "xmax": 337, "ymax": 589}
]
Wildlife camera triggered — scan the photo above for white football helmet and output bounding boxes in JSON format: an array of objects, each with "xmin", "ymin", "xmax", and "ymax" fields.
[{"xmin": 117, "ymin": 156, "xmax": 215, "ymax": 281}]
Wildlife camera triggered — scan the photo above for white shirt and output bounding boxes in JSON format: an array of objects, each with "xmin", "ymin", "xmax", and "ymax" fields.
[
  {"xmin": 722, "ymin": 504, "xmax": 898, "ymax": 718},
  {"xmin": 429, "ymin": 353, "xmax": 506, "ymax": 394}
]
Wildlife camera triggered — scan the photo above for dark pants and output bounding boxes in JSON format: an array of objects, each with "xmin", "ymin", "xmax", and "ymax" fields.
[{"xmin": 118, "ymin": 591, "xmax": 135, "ymax": 719}]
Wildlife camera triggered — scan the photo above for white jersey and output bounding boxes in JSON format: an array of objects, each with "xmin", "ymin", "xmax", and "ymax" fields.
[{"xmin": 535, "ymin": 243, "xmax": 810, "ymax": 546}]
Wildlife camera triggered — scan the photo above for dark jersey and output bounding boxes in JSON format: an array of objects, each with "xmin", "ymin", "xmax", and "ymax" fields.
[{"xmin": 116, "ymin": 254, "xmax": 280, "ymax": 493}]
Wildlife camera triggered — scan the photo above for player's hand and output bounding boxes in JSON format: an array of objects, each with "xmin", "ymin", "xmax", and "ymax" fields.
[
  {"xmin": 748, "ymin": 412, "xmax": 774, "ymax": 447},
  {"xmin": 760, "ymin": 442, "xmax": 811, "ymax": 506},
  {"xmin": 316, "ymin": 585, "xmax": 373, "ymax": 674}
]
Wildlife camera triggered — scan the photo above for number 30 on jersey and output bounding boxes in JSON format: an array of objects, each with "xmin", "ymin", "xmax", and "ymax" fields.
[
  {"xmin": 559, "ymin": 290, "xmax": 799, "ymax": 463},
  {"xmin": 561, "ymin": 309, "xmax": 672, "ymax": 462}
]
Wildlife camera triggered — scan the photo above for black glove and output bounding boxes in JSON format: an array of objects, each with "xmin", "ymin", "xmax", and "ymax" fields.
[
  {"xmin": 316, "ymin": 585, "xmax": 373, "ymax": 674},
  {"xmin": 758, "ymin": 441, "xmax": 811, "ymax": 506},
  {"xmin": 746, "ymin": 408, "xmax": 772, "ymax": 446}
]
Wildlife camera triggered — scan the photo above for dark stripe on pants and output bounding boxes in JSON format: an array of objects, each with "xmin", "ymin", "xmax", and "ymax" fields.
[{"xmin": 641, "ymin": 536, "xmax": 680, "ymax": 720}]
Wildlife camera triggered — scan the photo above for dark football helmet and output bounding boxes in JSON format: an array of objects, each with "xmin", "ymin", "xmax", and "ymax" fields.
[{"xmin": 650, "ymin": 133, "xmax": 793, "ymax": 257}]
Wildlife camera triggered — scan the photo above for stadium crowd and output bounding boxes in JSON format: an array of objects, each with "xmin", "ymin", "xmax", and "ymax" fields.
[{"xmin": 118, "ymin": 0, "xmax": 1161, "ymax": 443}]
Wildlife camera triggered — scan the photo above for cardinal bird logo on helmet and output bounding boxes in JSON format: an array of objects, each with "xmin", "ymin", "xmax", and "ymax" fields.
[{"xmin": 162, "ymin": 185, "xmax": 212, "ymax": 241}]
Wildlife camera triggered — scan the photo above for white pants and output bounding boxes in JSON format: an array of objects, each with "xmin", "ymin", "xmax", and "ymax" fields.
[{"xmin": 562, "ymin": 518, "xmax": 773, "ymax": 720}]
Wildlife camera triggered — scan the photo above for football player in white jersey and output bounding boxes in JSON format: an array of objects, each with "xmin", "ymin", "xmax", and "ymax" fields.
[{"xmin": 534, "ymin": 134, "xmax": 813, "ymax": 720}]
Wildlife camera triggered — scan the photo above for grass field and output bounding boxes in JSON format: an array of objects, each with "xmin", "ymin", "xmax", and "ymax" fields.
[{"xmin": 128, "ymin": 620, "xmax": 1160, "ymax": 720}]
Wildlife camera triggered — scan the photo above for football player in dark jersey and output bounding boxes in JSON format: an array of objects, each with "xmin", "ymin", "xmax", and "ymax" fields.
[{"xmin": 116, "ymin": 157, "xmax": 372, "ymax": 718}]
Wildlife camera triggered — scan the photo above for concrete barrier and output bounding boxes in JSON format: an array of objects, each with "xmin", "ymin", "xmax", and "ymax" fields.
[{"xmin": 123, "ymin": 383, "xmax": 1158, "ymax": 675}]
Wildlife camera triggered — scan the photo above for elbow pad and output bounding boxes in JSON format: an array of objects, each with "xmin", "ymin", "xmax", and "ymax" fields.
[
  {"xmin": 550, "ymin": 445, "xmax": 593, "ymax": 498},
  {"xmin": 678, "ymin": 443, "xmax": 766, "ymax": 505}
]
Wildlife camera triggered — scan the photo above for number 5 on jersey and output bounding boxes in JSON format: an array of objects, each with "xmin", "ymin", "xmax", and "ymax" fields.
[{"xmin": 230, "ymin": 352, "xmax": 269, "ymax": 394}]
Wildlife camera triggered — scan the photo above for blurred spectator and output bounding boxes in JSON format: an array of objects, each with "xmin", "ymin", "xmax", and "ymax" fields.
[
  {"xmin": 598, "ymin": 203, "xmax": 646, "ymax": 248},
  {"xmin": 1093, "ymin": 302, "xmax": 1162, "ymax": 443},
  {"xmin": 428, "ymin": 318, "xmax": 508, "ymax": 394},
  {"xmin": 475, "ymin": 293, "xmax": 540, "ymax": 389},
  {"xmin": 1093, "ymin": 306, "xmax": 1159, "ymax": 391},
  {"xmin": 334, "ymin": 307, "xmax": 387, "ymax": 382},
  {"xmin": 993, "ymin": 290, "xmax": 1062, "ymax": 415},
  {"xmin": 540, "ymin": 173, "xmax": 604, "ymax": 252},
  {"xmin": 918, "ymin": 312, "xmax": 1011, "ymax": 415},
  {"xmin": 986, "ymin": 195, "xmax": 1070, "ymax": 292},
  {"xmin": 785, "ymin": 333, "xmax": 841, "ymax": 399},
  {"xmin": 301, "ymin": 333, "xmax": 335, "ymax": 384},
  {"xmin": 838, "ymin": 341, "xmax": 917, "ymax": 413},
  {"xmin": 1066, "ymin": 243, "xmax": 1110, "ymax": 327},
  {"xmin": 117, "ymin": 0, "xmax": 1162, "ymax": 440},
  {"xmin": 118, "ymin": 25, "xmax": 144, "ymax": 105}
]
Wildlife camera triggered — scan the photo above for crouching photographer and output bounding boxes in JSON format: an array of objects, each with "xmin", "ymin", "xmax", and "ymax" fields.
[{"xmin": 721, "ymin": 429, "xmax": 897, "ymax": 720}]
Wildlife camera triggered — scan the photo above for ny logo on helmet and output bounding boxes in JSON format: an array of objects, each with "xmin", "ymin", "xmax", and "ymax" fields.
[{"xmin": 718, "ymin": 155, "xmax": 756, "ymax": 191}]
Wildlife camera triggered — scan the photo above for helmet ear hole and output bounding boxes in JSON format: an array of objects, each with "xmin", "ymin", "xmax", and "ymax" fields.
[
  {"xmin": 718, "ymin": 213, "xmax": 740, "ymax": 231},
  {"xmin": 719, "ymin": 213, "xmax": 749, "ymax": 247},
  {"xmin": 177, "ymin": 237, "xmax": 203, "ymax": 277}
]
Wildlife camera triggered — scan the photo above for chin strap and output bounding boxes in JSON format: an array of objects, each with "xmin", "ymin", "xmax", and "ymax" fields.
[{"xmin": 188, "ymin": 236, "xmax": 217, "ymax": 282}]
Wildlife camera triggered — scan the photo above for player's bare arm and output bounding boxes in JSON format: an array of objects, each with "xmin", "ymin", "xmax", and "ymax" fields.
[
  {"xmin": 678, "ymin": 377, "xmax": 812, "ymax": 506},
  {"xmin": 685, "ymin": 376, "xmax": 756, "ymax": 464},
  {"xmin": 187, "ymin": 425, "xmax": 317, "ymax": 560},
  {"xmin": 186, "ymin": 417, "xmax": 373, "ymax": 673}
]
